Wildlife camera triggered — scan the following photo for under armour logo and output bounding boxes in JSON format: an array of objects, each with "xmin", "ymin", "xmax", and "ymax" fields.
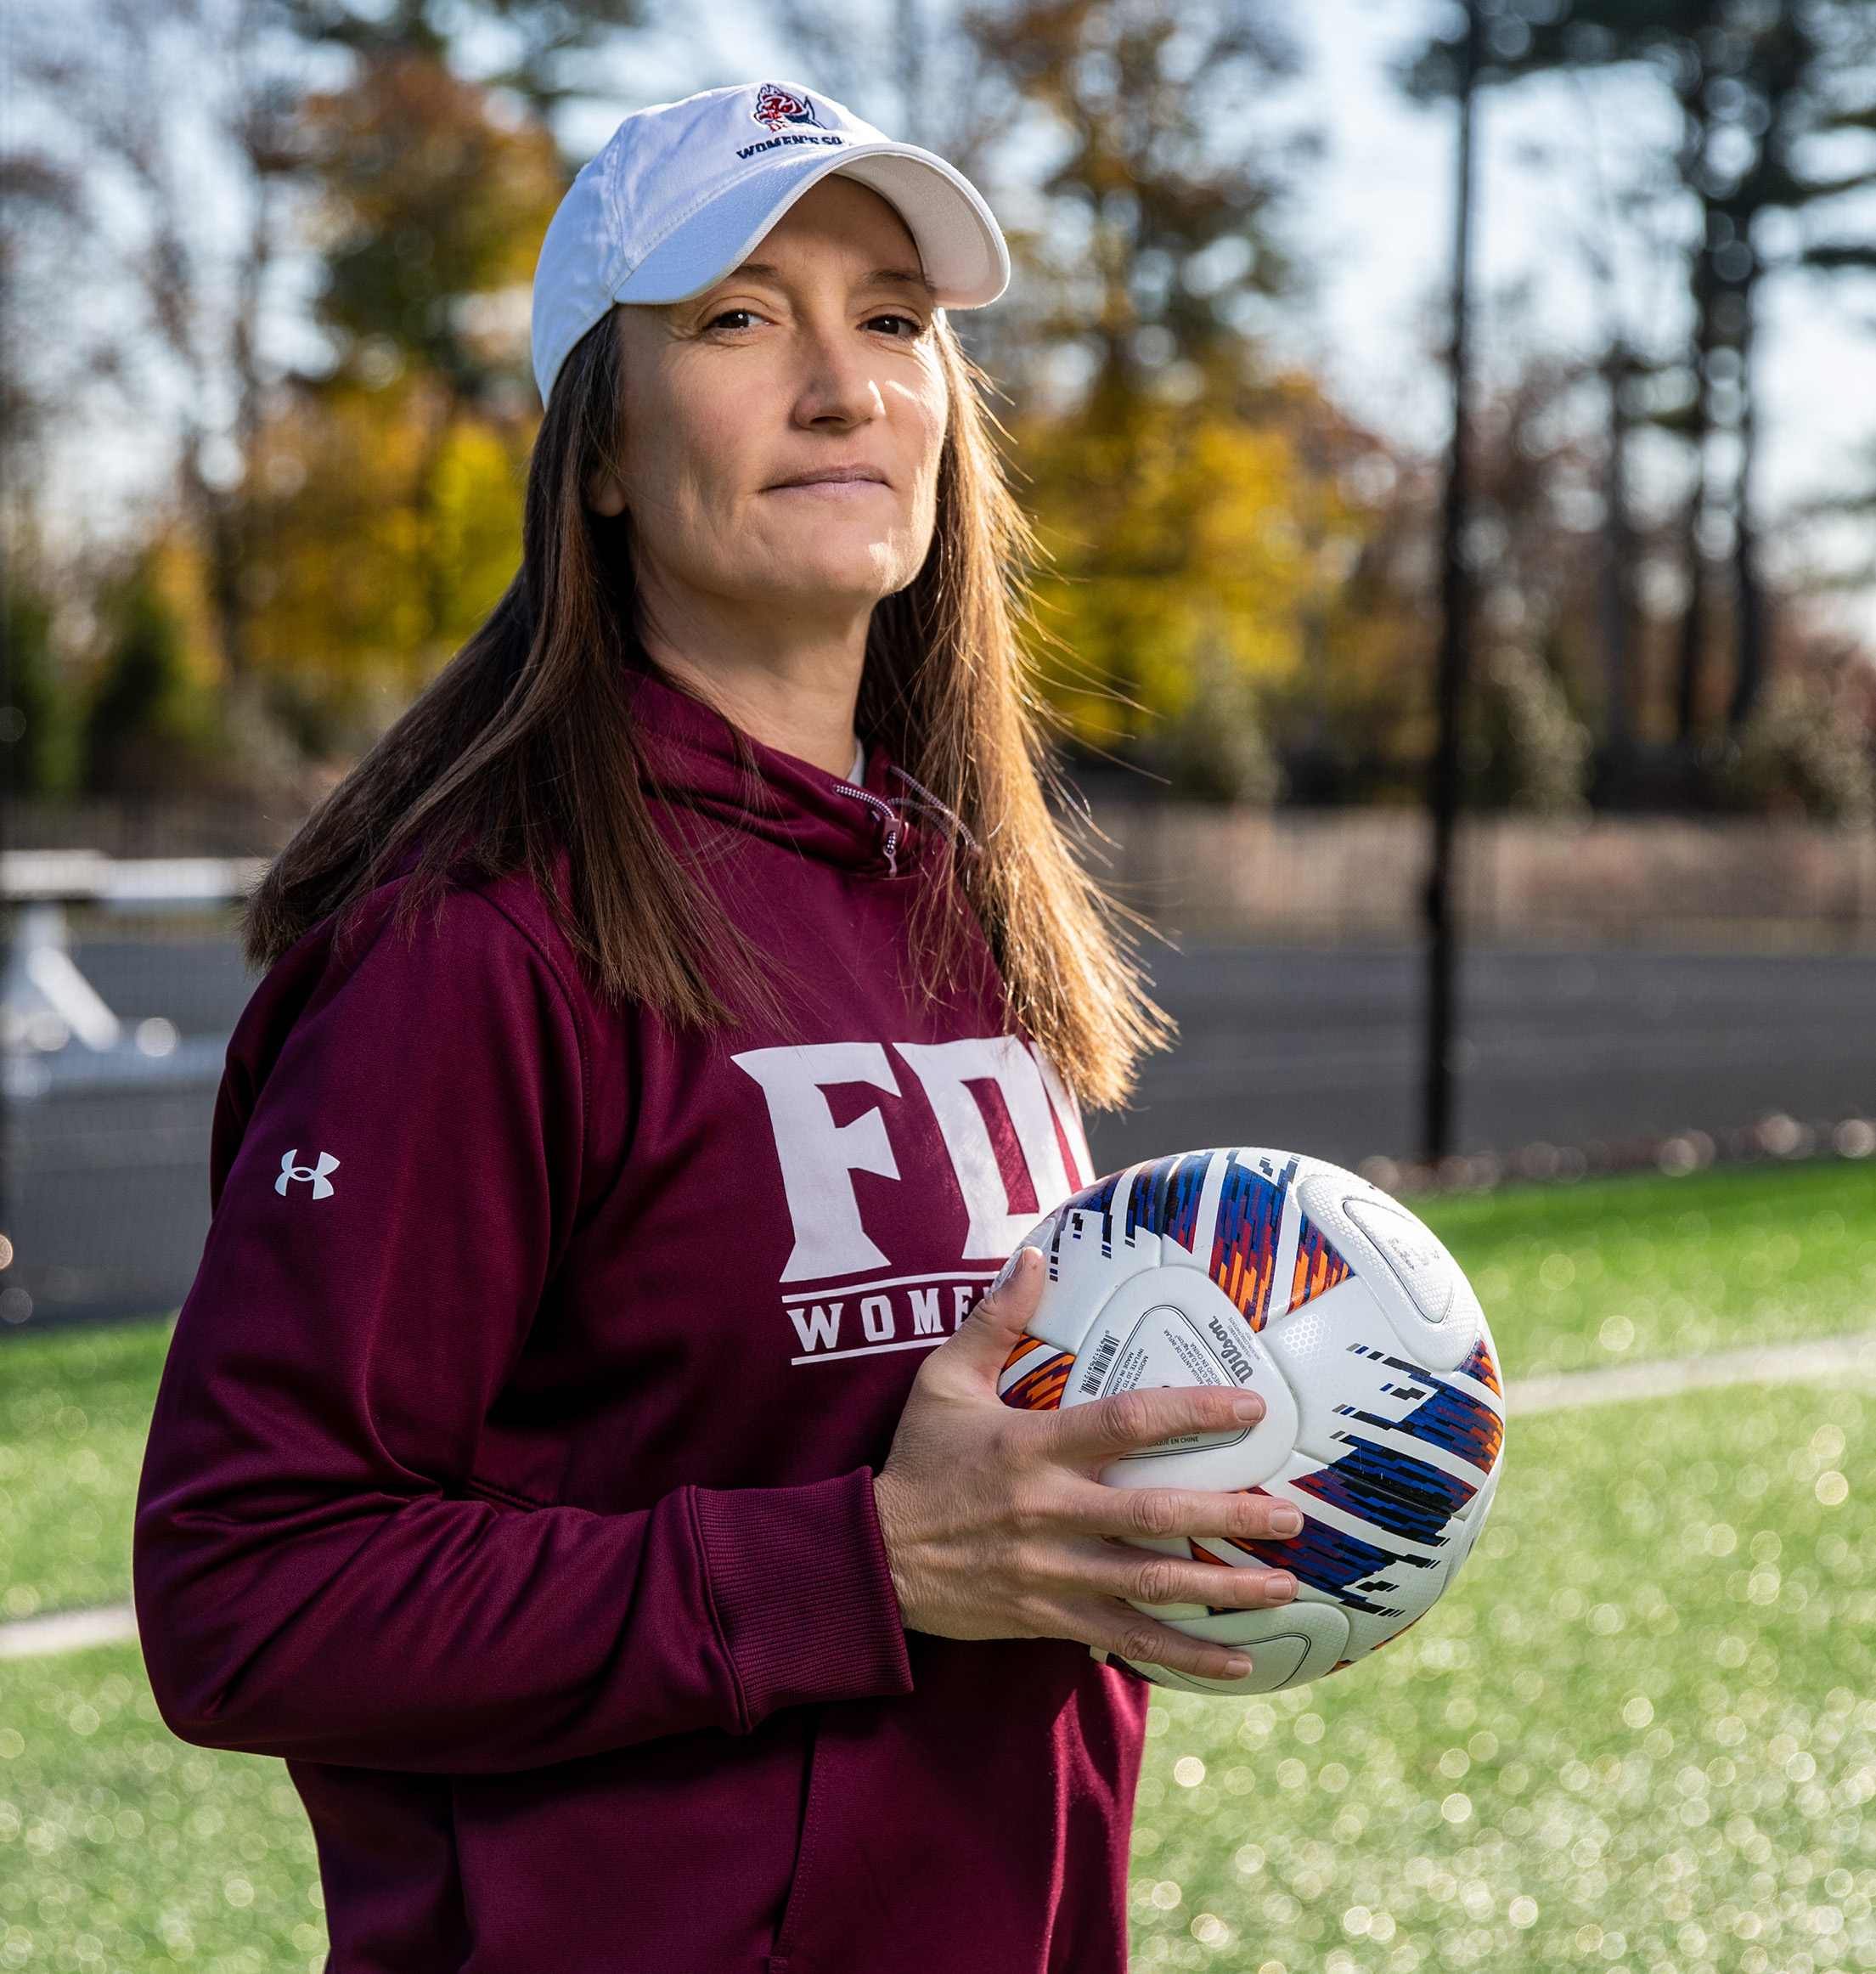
[{"xmin": 276, "ymin": 1148, "xmax": 339, "ymax": 1199}]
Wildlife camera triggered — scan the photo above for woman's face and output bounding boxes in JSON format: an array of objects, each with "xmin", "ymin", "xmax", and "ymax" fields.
[{"xmin": 597, "ymin": 177, "xmax": 950, "ymax": 628}]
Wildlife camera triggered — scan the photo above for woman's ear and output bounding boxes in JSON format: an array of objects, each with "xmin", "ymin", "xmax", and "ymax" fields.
[{"xmin": 586, "ymin": 469, "xmax": 628, "ymax": 517}]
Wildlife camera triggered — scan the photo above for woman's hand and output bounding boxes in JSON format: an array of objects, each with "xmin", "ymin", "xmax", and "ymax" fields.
[{"xmin": 871, "ymin": 1247, "xmax": 1305, "ymax": 1684}]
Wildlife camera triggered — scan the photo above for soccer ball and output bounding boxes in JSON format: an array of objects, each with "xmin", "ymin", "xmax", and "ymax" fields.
[{"xmin": 995, "ymin": 1147, "xmax": 1504, "ymax": 1695}]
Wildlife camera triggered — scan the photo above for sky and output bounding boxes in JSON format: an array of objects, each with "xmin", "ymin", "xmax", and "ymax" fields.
[{"xmin": 1283, "ymin": 0, "xmax": 1876, "ymax": 547}]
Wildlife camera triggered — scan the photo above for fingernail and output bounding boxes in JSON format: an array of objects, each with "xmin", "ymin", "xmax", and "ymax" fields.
[
  {"xmin": 1266, "ymin": 1572, "xmax": 1297, "ymax": 1602},
  {"xmin": 1224, "ymin": 1653, "xmax": 1253, "ymax": 1678},
  {"xmin": 1270, "ymin": 1507, "xmax": 1303, "ymax": 1536},
  {"xmin": 1232, "ymin": 1396, "xmax": 1265, "ymax": 1423}
]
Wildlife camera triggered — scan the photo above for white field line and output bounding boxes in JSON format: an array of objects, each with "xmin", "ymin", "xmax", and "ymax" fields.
[
  {"xmin": 1507, "ymin": 1328, "xmax": 1876, "ymax": 1416},
  {"xmin": 0, "ymin": 1333, "xmax": 1872, "ymax": 1662},
  {"xmin": 0, "ymin": 1600, "xmax": 137, "ymax": 1660}
]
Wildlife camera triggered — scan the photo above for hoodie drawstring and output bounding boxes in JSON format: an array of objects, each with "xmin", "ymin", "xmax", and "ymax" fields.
[
  {"xmin": 833, "ymin": 783, "xmax": 901, "ymax": 876},
  {"xmin": 834, "ymin": 766, "xmax": 981, "ymax": 877},
  {"xmin": 887, "ymin": 766, "xmax": 981, "ymax": 856}
]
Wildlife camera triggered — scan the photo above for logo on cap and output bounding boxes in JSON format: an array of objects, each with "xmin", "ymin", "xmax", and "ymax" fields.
[{"xmin": 752, "ymin": 84, "xmax": 822, "ymax": 133}]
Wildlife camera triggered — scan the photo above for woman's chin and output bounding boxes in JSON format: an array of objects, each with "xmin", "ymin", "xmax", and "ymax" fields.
[{"xmin": 730, "ymin": 544, "xmax": 920, "ymax": 612}]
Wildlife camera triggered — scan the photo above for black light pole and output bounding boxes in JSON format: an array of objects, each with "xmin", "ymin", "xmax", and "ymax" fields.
[
  {"xmin": 1599, "ymin": 339, "xmax": 1634, "ymax": 792},
  {"xmin": 1422, "ymin": 1, "xmax": 1481, "ymax": 1170}
]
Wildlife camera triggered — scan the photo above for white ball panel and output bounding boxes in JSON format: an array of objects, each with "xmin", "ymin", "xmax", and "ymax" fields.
[
  {"xmin": 1032, "ymin": 1174, "xmax": 1163, "ymax": 1353},
  {"xmin": 1339, "ymin": 1556, "xmax": 1449, "ymax": 1661},
  {"xmin": 1295, "ymin": 1172, "xmax": 1480, "ymax": 1372},
  {"xmin": 1068, "ymin": 1267, "xmax": 1300, "ymax": 1494},
  {"xmin": 1259, "ymin": 1279, "xmax": 1501, "ymax": 1498},
  {"xmin": 1256, "ymin": 1273, "xmax": 1392, "ymax": 1466},
  {"xmin": 1445, "ymin": 1466, "xmax": 1500, "ymax": 1554},
  {"xmin": 1114, "ymin": 1601, "xmax": 1350, "ymax": 1695},
  {"xmin": 1227, "ymin": 1631, "xmax": 1314, "ymax": 1690},
  {"xmin": 1344, "ymin": 1196, "xmax": 1460, "ymax": 1326}
]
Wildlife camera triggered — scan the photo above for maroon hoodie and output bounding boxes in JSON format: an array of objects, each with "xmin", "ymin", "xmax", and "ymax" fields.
[{"xmin": 134, "ymin": 674, "xmax": 1147, "ymax": 1974}]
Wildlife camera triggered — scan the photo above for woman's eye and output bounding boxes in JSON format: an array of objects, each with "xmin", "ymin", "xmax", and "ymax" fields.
[
  {"xmin": 706, "ymin": 309, "xmax": 762, "ymax": 332},
  {"xmin": 864, "ymin": 313, "xmax": 924, "ymax": 339}
]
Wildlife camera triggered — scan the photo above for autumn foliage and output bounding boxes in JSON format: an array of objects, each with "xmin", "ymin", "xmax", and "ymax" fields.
[
  {"xmin": 233, "ymin": 56, "xmax": 560, "ymax": 746},
  {"xmin": 8, "ymin": 3, "xmax": 1869, "ymax": 816}
]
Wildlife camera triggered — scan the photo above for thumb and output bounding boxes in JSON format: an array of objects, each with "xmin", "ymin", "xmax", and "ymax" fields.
[{"xmin": 939, "ymin": 1244, "xmax": 1048, "ymax": 1385}]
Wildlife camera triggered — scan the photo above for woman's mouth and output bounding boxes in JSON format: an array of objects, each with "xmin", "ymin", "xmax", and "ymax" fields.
[{"xmin": 766, "ymin": 465, "xmax": 891, "ymax": 494}]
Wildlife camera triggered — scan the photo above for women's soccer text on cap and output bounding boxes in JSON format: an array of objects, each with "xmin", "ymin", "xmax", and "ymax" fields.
[{"xmin": 529, "ymin": 81, "xmax": 1011, "ymax": 403}]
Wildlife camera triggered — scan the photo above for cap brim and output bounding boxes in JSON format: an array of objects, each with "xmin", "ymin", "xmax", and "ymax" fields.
[{"xmin": 614, "ymin": 139, "xmax": 1010, "ymax": 311}]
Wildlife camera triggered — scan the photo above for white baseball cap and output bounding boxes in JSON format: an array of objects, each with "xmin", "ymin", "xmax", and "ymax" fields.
[{"xmin": 530, "ymin": 81, "xmax": 1011, "ymax": 404}]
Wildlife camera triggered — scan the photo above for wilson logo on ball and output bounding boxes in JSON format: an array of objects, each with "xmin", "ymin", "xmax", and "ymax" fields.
[{"xmin": 994, "ymin": 1146, "xmax": 1504, "ymax": 1695}]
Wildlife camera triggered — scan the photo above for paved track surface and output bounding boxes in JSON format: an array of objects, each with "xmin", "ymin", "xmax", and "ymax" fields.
[
  {"xmin": 4, "ymin": 938, "xmax": 1873, "ymax": 1323},
  {"xmin": 1084, "ymin": 943, "xmax": 1876, "ymax": 1173}
]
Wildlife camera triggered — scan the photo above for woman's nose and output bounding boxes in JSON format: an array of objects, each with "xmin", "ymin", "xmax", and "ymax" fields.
[{"xmin": 792, "ymin": 324, "xmax": 886, "ymax": 430}]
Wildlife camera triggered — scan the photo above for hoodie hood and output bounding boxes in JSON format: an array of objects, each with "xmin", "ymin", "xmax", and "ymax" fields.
[{"xmin": 628, "ymin": 668, "xmax": 927, "ymax": 879}]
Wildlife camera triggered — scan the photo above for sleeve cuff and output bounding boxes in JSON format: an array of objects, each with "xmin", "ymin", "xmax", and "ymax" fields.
[{"xmin": 690, "ymin": 1469, "xmax": 914, "ymax": 1727}]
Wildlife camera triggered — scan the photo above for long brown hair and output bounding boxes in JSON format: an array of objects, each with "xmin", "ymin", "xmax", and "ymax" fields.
[{"xmin": 247, "ymin": 311, "xmax": 1169, "ymax": 1107}]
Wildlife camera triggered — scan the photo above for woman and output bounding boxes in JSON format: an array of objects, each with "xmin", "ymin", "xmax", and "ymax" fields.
[{"xmin": 135, "ymin": 81, "xmax": 1303, "ymax": 1973}]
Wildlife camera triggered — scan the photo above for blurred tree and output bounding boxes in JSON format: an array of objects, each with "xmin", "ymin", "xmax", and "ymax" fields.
[
  {"xmin": 1251, "ymin": 347, "xmax": 1630, "ymax": 815},
  {"xmin": 0, "ymin": 151, "xmax": 85, "ymax": 530},
  {"xmin": 1470, "ymin": 644, "xmax": 1594, "ymax": 815},
  {"xmin": 760, "ymin": 0, "xmax": 1007, "ymax": 164},
  {"xmin": 239, "ymin": 53, "xmax": 561, "ymax": 742},
  {"xmin": 83, "ymin": 555, "xmax": 224, "ymax": 796},
  {"xmin": 10, "ymin": 0, "xmax": 307, "ymax": 694},
  {"xmin": 301, "ymin": 50, "xmax": 565, "ymax": 406},
  {"xmin": 0, "ymin": 588, "xmax": 78, "ymax": 800},
  {"xmin": 1158, "ymin": 651, "xmax": 1283, "ymax": 805},
  {"xmin": 1409, "ymin": 1, "xmax": 1876, "ymax": 741},
  {"xmin": 0, "ymin": 149, "xmax": 91, "ymax": 802},
  {"xmin": 243, "ymin": 375, "xmax": 534, "ymax": 743},
  {"xmin": 2, "ymin": 0, "xmax": 636, "ymax": 787},
  {"xmin": 966, "ymin": 0, "xmax": 1298, "ymax": 405},
  {"xmin": 1452, "ymin": 353, "xmax": 1603, "ymax": 814},
  {"xmin": 279, "ymin": 0, "xmax": 639, "ymax": 111},
  {"xmin": 1727, "ymin": 668, "xmax": 1875, "ymax": 821},
  {"xmin": 1018, "ymin": 377, "xmax": 1389, "ymax": 799}
]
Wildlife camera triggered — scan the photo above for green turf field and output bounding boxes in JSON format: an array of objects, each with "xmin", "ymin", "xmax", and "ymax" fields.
[
  {"xmin": 0, "ymin": 1321, "xmax": 172, "ymax": 1623},
  {"xmin": 1429, "ymin": 1158, "xmax": 1876, "ymax": 1379},
  {"xmin": 1127, "ymin": 1379, "xmax": 1876, "ymax": 1973},
  {"xmin": 0, "ymin": 1319, "xmax": 327, "ymax": 1970},
  {"xmin": 0, "ymin": 1646, "xmax": 325, "ymax": 1971},
  {"xmin": 0, "ymin": 1158, "xmax": 1872, "ymax": 1971}
]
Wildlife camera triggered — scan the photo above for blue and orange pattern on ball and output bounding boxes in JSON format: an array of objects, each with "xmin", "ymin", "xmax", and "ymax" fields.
[{"xmin": 999, "ymin": 1334, "xmax": 1073, "ymax": 1411}]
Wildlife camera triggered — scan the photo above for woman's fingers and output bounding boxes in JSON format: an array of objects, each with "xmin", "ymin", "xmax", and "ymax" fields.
[
  {"xmin": 1027, "ymin": 1533, "xmax": 1298, "ymax": 1615},
  {"xmin": 1089, "ymin": 1544, "xmax": 1299, "ymax": 1612},
  {"xmin": 876, "ymin": 1244, "xmax": 1310, "ymax": 1663},
  {"xmin": 1060, "ymin": 1599, "xmax": 1257, "ymax": 1684},
  {"xmin": 1045, "ymin": 1381, "xmax": 1267, "ymax": 1467},
  {"xmin": 1055, "ymin": 1477, "xmax": 1306, "ymax": 1547}
]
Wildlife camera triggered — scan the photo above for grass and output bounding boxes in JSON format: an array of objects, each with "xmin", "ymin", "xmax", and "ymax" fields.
[
  {"xmin": 0, "ymin": 1323, "xmax": 325, "ymax": 1969},
  {"xmin": 1420, "ymin": 1159, "xmax": 1876, "ymax": 1380},
  {"xmin": 0, "ymin": 1647, "xmax": 326, "ymax": 1971},
  {"xmin": 1128, "ymin": 1379, "xmax": 1876, "ymax": 1973},
  {"xmin": 0, "ymin": 1319, "xmax": 173, "ymax": 1622},
  {"xmin": 0, "ymin": 1161, "xmax": 1873, "ymax": 1971}
]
